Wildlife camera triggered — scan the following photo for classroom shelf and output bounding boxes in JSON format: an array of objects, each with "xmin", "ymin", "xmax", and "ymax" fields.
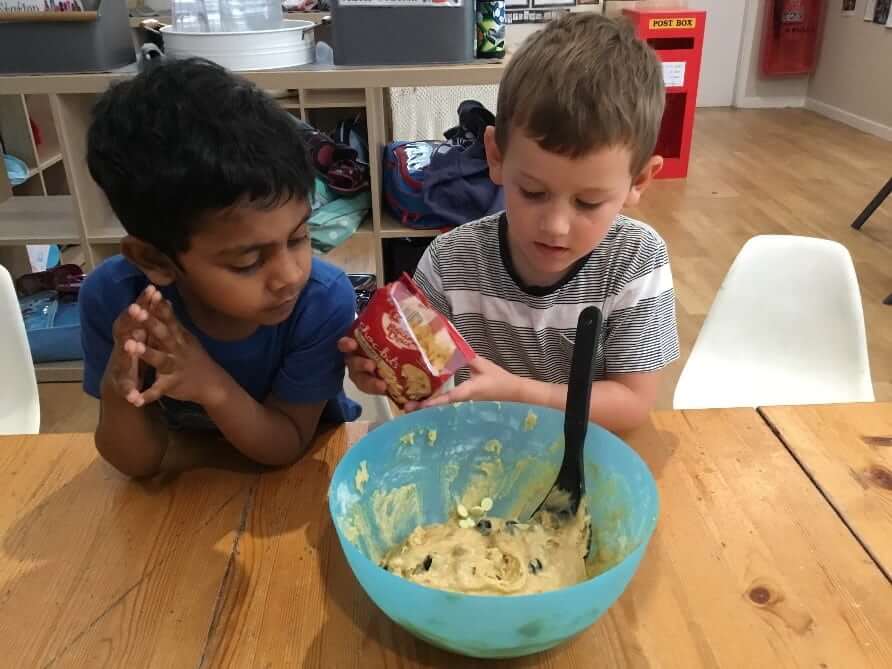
[
  {"xmin": 0, "ymin": 196, "xmax": 81, "ymax": 245},
  {"xmin": 38, "ymin": 150, "xmax": 63, "ymax": 171},
  {"xmin": 87, "ymin": 215, "xmax": 126, "ymax": 243},
  {"xmin": 301, "ymin": 89, "xmax": 366, "ymax": 109},
  {"xmin": 277, "ymin": 94, "xmax": 301, "ymax": 110},
  {"xmin": 35, "ymin": 360, "xmax": 84, "ymax": 383},
  {"xmin": 379, "ymin": 212, "xmax": 445, "ymax": 239}
]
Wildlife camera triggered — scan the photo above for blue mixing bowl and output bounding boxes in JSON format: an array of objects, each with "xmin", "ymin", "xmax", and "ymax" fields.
[{"xmin": 328, "ymin": 401, "xmax": 658, "ymax": 659}]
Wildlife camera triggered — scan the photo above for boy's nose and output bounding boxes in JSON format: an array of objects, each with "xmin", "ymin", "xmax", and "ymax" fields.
[
  {"xmin": 540, "ymin": 203, "xmax": 572, "ymax": 238},
  {"xmin": 267, "ymin": 250, "xmax": 302, "ymax": 291}
]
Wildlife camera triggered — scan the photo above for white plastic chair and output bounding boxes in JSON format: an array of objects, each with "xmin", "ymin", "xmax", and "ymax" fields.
[
  {"xmin": 343, "ymin": 375, "xmax": 394, "ymax": 424},
  {"xmin": 673, "ymin": 235, "xmax": 874, "ymax": 410},
  {"xmin": 0, "ymin": 264, "xmax": 40, "ymax": 434}
]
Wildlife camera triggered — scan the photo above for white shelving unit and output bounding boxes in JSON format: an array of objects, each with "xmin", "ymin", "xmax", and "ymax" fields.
[{"xmin": 0, "ymin": 63, "xmax": 505, "ymax": 383}]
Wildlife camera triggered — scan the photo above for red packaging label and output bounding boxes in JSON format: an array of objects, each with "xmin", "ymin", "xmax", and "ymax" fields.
[{"xmin": 349, "ymin": 273, "xmax": 475, "ymax": 405}]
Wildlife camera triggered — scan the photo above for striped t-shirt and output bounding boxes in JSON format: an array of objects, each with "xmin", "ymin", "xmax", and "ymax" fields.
[{"xmin": 413, "ymin": 212, "xmax": 679, "ymax": 385}]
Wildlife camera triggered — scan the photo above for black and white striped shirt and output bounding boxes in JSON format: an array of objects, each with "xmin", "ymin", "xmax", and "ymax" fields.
[{"xmin": 414, "ymin": 212, "xmax": 679, "ymax": 385}]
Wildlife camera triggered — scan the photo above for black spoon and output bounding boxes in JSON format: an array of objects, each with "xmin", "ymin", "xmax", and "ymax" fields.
[{"xmin": 531, "ymin": 306, "xmax": 602, "ymax": 536}]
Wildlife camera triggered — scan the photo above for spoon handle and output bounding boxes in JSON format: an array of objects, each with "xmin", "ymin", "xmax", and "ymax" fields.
[{"xmin": 564, "ymin": 306, "xmax": 602, "ymax": 475}]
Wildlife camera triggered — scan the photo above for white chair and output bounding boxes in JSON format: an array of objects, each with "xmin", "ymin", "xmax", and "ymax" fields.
[
  {"xmin": 0, "ymin": 264, "xmax": 40, "ymax": 434},
  {"xmin": 343, "ymin": 374, "xmax": 394, "ymax": 424},
  {"xmin": 673, "ymin": 235, "xmax": 874, "ymax": 410}
]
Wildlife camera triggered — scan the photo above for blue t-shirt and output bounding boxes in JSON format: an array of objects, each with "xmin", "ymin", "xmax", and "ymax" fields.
[{"xmin": 80, "ymin": 255, "xmax": 361, "ymax": 429}]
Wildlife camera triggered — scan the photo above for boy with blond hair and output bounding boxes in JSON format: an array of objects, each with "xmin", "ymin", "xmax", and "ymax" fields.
[{"xmin": 341, "ymin": 13, "xmax": 679, "ymax": 433}]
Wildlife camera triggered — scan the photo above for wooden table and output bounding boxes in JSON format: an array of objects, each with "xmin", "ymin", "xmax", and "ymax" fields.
[
  {"xmin": 761, "ymin": 402, "xmax": 892, "ymax": 581},
  {"xmin": 1, "ymin": 409, "xmax": 890, "ymax": 668}
]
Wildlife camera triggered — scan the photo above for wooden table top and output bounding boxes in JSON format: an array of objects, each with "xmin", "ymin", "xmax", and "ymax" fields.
[
  {"xmin": 761, "ymin": 402, "xmax": 892, "ymax": 581},
  {"xmin": 1, "ymin": 409, "xmax": 890, "ymax": 668}
]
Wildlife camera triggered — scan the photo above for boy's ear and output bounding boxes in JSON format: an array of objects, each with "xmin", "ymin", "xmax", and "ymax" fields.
[
  {"xmin": 483, "ymin": 126, "xmax": 504, "ymax": 186},
  {"xmin": 121, "ymin": 236, "xmax": 178, "ymax": 287},
  {"xmin": 624, "ymin": 155, "xmax": 663, "ymax": 207}
]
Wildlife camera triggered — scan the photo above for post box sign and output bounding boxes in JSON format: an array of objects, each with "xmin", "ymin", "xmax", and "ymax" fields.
[{"xmin": 648, "ymin": 16, "xmax": 697, "ymax": 30}]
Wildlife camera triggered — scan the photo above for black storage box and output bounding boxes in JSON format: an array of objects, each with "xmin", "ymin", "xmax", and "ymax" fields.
[{"xmin": 0, "ymin": 0, "xmax": 136, "ymax": 74}]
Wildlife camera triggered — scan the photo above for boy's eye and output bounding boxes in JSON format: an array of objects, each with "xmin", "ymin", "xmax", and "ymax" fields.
[
  {"xmin": 520, "ymin": 187, "xmax": 546, "ymax": 201},
  {"xmin": 576, "ymin": 200, "xmax": 604, "ymax": 211},
  {"xmin": 287, "ymin": 235, "xmax": 309, "ymax": 248},
  {"xmin": 230, "ymin": 257, "xmax": 262, "ymax": 274}
]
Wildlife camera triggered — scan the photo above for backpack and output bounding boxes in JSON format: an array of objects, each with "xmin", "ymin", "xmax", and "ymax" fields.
[
  {"xmin": 382, "ymin": 140, "xmax": 444, "ymax": 229},
  {"xmin": 309, "ymin": 177, "xmax": 371, "ymax": 253}
]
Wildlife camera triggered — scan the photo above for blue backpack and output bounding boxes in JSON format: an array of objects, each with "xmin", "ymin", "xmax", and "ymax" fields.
[{"xmin": 383, "ymin": 140, "xmax": 443, "ymax": 229}]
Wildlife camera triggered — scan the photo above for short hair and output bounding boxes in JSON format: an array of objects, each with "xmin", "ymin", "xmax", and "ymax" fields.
[
  {"xmin": 495, "ymin": 13, "xmax": 665, "ymax": 174},
  {"xmin": 87, "ymin": 58, "xmax": 314, "ymax": 259}
]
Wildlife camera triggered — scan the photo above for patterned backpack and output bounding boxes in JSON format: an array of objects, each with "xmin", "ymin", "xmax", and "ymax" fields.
[{"xmin": 382, "ymin": 140, "xmax": 445, "ymax": 229}]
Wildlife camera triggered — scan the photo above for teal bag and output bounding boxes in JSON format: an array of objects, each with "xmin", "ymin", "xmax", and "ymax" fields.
[{"xmin": 309, "ymin": 182, "xmax": 371, "ymax": 253}]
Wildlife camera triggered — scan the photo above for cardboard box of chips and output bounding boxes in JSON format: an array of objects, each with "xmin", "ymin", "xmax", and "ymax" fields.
[{"xmin": 349, "ymin": 273, "xmax": 475, "ymax": 405}]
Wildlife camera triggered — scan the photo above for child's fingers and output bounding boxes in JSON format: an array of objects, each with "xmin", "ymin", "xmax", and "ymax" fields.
[
  {"xmin": 116, "ymin": 371, "xmax": 138, "ymax": 397},
  {"xmin": 346, "ymin": 354, "xmax": 376, "ymax": 376},
  {"xmin": 419, "ymin": 395, "xmax": 451, "ymax": 409},
  {"xmin": 144, "ymin": 284, "xmax": 163, "ymax": 309},
  {"xmin": 137, "ymin": 284, "xmax": 160, "ymax": 307},
  {"xmin": 337, "ymin": 337, "xmax": 358, "ymax": 354},
  {"xmin": 134, "ymin": 344, "xmax": 171, "ymax": 372},
  {"xmin": 348, "ymin": 367, "xmax": 386, "ymax": 395},
  {"xmin": 122, "ymin": 331, "xmax": 147, "ymax": 360},
  {"xmin": 357, "ymin": 376, "xmax": 387, "ymax": 395},
  {"xmin": 112, "ymin": 306, "xmax": 142, "ymax": 340},
  {"xmin": 125, "ymin": 388, "xmax": 144, "ymax": 406},
  {"xmin": 467, "ymin": 355, "xmax": 493, "ymax": 374},
  {"xmin": 421, "ymin": 384, "xmax": 470, "ymax": 409},
  {"xmin": 128, "ymin": 286, "xmax": 160, "ymax": 324},
  {"xmin": 131, "ymin": 378, "xmax": 171, "ymax": 407},
  {"xmin": 150, "ymin": 297, "xmax": 177, "ymax": 326},
  {"xmin": 115, "ymin": 358, "xmax": 142, "ymax": 404},
  {"xmin": 139, "ymin": 312, "xmax": 174, "ymax": 344}
]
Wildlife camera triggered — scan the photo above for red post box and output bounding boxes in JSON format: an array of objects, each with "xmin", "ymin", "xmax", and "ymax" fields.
[
  {"xmin": 759, "ymin": 0, "xmax": 825, "ymax": 77},
  {"xmin": 623, "ymin": 9, "xmax": 707, "ymax": 180}
]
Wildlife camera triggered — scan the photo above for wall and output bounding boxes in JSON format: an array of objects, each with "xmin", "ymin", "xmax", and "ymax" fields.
[
  {"xmin": 686, "ymin": 0, "xmax": 746, "ymax": 107},
  {"xmin": 806, "ymin": 5, "xmax": 892, "ymax": 141},
  {"xmin": 605, "ymin": 0, "xmax": 746, "ymax": 107},
  {"xmin": 734, "ymin": 0, "xmax": 811, "ymax": 108}
]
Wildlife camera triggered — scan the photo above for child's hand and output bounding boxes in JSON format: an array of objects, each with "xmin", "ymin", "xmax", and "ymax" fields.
[
  {"xmin": 337, "ymin": 336, "xmax": 387, "ymax": 396},
  {"xmin": 123, "ymin": 292, "xmax": 226, "ymax": 408},
  {"xmin": 103, "ymin": 286, "xmax": 162, "ymax": 405},
  {"xmin": 405, "ymin": 356, "xmax": 516, "ymax": 411}
]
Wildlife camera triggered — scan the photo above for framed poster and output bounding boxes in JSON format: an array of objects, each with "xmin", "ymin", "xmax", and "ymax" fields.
[
  {"xmin": 338, "ymin": 0, "xmax": 461, "ymax": 5},
  {"xmin": 0, "ymin": 0, "xmax": 94, "ymax": 22},
  {"xmin": 864, "ymin": 0, "xmax": 877, "ymax": 19},
  {"xmin": 0, "ymin": 0, "xmax": 84, "ymax": 9},
  {"xmin": 506, "ymin": 7, "xmax": 569, "ymax": 23},
  {"xmin": 873, "ymin": 0, "xmax": 891, "ymax": 23}
]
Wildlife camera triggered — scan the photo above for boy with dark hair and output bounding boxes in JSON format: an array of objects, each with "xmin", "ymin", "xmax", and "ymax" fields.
[
  {"xmin": 82, "ymin": 58, "xmax": 358, "ymax": 477},
  {"xmin": 341, "ymin": 14, "xmax": 679, "ymax": 433}
]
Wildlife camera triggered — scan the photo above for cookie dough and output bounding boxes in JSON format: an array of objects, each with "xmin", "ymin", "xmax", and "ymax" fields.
[
  {"xmin": 380, "ymin": 507, "xmax": 590, "ymax": 596},
  {"xmin": 354, "ymin": 460, "xmax": 369, "ymax": 494}
]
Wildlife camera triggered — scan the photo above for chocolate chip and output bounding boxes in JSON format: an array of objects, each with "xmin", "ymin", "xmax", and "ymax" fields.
[
  {"xmin": 528, "ymin": 558, "xmax": 543, "ymax": 574},
  {"xmin": 476, "ymin": 519, "xmax": 492, "ymax": 535},
  {"xmin": 423, "ymin": 555, "xmax": 433, "ymax": 571}
]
